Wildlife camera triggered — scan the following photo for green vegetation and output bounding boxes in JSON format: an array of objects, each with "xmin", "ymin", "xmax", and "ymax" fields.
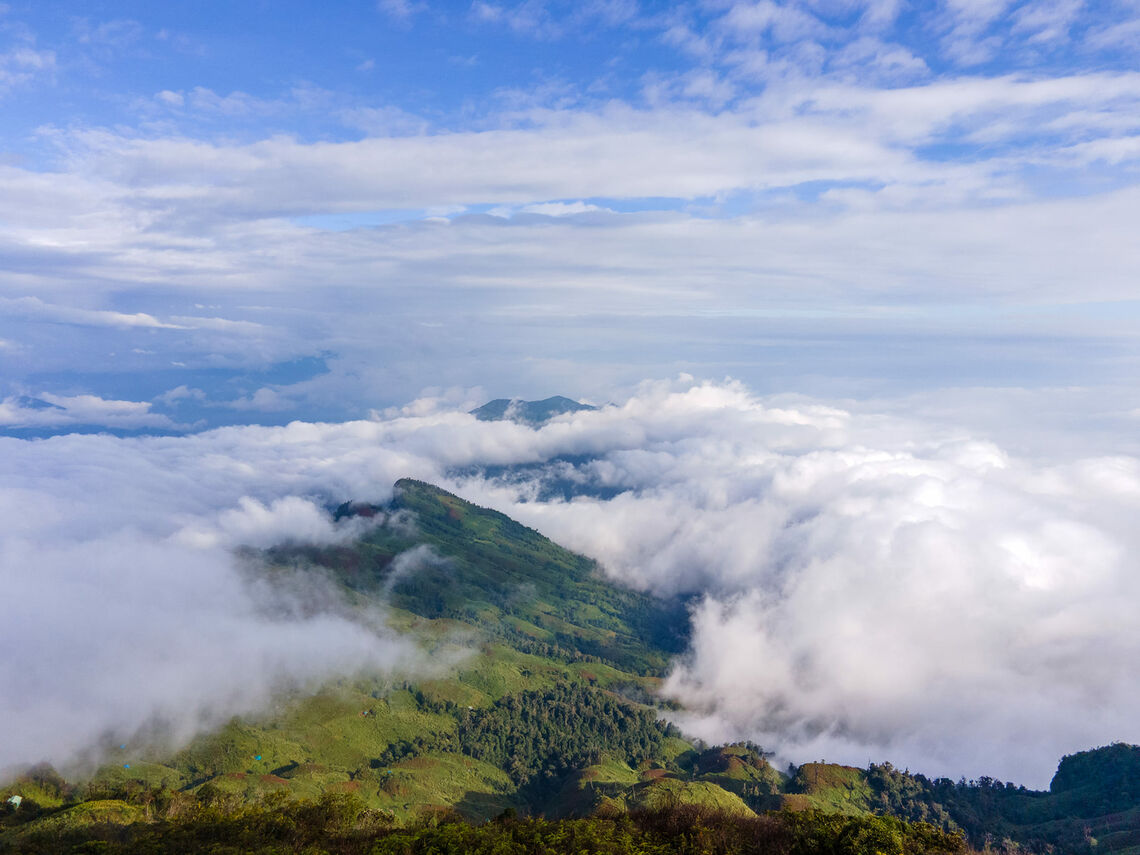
[
  {"xmin": 455, "ymin": 684, "xmax": 674, "ymax": 788},
  {"xmin": 2, "ymin": 479, "xmax": 1140, "ymax": 854},
  {"xmin": 1, "ymin": 791, "xmax": 966, "ymax": 855},
  {"xmin": 857, "ymin": 751, "xmax": 1140, "ymax": 853},
  {"xmin": 785, "ymin": 764, "xmax": 874, "ymax": 815}
]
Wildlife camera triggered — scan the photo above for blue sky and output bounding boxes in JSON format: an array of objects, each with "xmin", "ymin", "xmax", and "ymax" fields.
[{"xmin": 2, "ymin": 0, "xmax": 1140, "ymax": 434}]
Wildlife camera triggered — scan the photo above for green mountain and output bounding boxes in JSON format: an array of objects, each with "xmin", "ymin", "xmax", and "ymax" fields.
[
  {"xmin": 470, "ymin": 396, "xmax": 596, "ymax": 425},
  {"xmin": 1, "ymin": 480, "xmax": 1137, "ymax": 854}
]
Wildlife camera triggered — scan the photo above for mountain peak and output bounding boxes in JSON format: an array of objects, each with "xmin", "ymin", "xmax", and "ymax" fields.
[{"xmin": 470, "ymin": 396, "xmax": 595, "ymax": 426}]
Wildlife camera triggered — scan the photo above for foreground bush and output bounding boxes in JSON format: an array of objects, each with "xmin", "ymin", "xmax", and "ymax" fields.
[{"xmin": 1, "ymin": 791, "xmax": 967, "ymax": 855}]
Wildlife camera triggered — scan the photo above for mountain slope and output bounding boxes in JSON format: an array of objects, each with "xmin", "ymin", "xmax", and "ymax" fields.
[
  {"xmin": 1, "ymin": 480, "xmax": 1138, "ymax": 855},
  {"xmin": 326, "ymin": 478, "xmax": 691, "ymax": 675},
  {"xmin": 2, "ymin": 480, "xmax": 697, "ymax": 826}
]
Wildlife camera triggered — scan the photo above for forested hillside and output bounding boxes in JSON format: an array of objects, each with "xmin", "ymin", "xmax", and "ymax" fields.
[{"xmin": 2, "ymin": 480, "xmax": 1139, "ymax": 854}]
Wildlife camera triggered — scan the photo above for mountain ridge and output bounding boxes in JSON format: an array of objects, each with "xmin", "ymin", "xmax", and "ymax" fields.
[{"xmin": 470, "ymin": 396, "xmax": 596, "ymax": 426}]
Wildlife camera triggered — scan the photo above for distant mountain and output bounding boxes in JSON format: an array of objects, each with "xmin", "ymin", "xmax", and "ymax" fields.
[
  {"xmin": 470, "ymin": 396, "xmax": 595, "ymax": 426},
  {"xmin": 11, "ymin": 396, "xmax": 64, "ymax": 411},
  {"xmin": 2, "ymin": 481, "xmax": 1138, "ymax": 854}
]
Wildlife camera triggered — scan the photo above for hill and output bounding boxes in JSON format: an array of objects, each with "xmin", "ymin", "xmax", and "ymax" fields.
[{"xmin": 1, "ymin": 480, "xmax": 1138, "ymax": 853}]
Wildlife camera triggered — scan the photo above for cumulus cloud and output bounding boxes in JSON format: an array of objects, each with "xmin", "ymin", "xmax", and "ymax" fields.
[
  {"xmin": 0, "ymin": 425, "xmax": 444, "ymax": 773},
  {"xmin": 0, "ymin": 534, "xmax": 418, "ymax": 773},
  {"xmin": 447, "ymin": 381, "xmax": 1140, "ymax": 786},
  {"xmin": 173, "ymin": 495, "xmax": 376, "ymax": 550},
  {"xmin": 4, "ymin": 379, "xmax": 1140, "ymax": 786}
]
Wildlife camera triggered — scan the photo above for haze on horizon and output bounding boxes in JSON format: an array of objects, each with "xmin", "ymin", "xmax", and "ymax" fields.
[{"xmin": 2, "ymin": 0, "xmax": 1140, "ymax": 790}]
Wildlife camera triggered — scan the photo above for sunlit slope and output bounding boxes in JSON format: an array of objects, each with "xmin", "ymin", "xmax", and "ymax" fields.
[
  {"xmin": 328, "ymin": 477, "xmax": 691, "ymax": 676},
  {"xmin": 5, "ymin": 480, "xmax": 1140, "ymax": 855},
  {"xmin": 21, "ymin": 479, "xmax": 701, "ymax": 823}
]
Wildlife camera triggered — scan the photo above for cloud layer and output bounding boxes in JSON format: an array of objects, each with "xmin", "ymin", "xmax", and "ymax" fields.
[
  {"xmin": 0, "ymin": 431, "xmax": 425, "ymax": 775},
  {"xmin": 4, "ymin": 379, "xmax": 1140, "ymax": 786},
  {"xmin": 452, "ymin": 381, "xmax": 1140, "ymax": 786}
]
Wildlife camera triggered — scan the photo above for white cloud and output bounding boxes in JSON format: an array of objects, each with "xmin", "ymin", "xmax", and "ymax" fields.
[
  {"xmin": 18, "ymin": 69, "xmax": 1136, "ymax": 230},
  {"xmin": 0, "ymin": 45, "xmax": 55, "ymax": 95},
  {"xmin": 1085, "ymin": 14, "xmax": 1140, "ymax": 50},
  {"xmin": 937, "ymin": 0, "xmax": 1016, "ymax": 63},
  {"xmin": 168, "ymin": 315, "xmax": 267, "ymax": 333},
  {"xmin": 0, "ymin": 393, "xmax": 181, "ymax": 429},
  {"xmin": 377, "ymin": 0, "xmax": 425, "ymax": 21},
  {"xmin": 858, "ymin": 0, "xmax": 906, "ymax": 31},
  {"xmin": 1012, "ymin": 0, "xmax": 1084, "ymax": 43},
  {"xmin": 74, "ymin": 18, "xmax": 143, "ymax": 49},
  {"xmin": 338, "ymin": 104, "xmax": 429, "ymax": 136},
  {"xmin": 5, "ymin": 380, "xmax": 1140, "ymax": 784},
  {"xmin": 719, "ymin": 1, "xmax": 831, "ymax": 43},
  {"xmin": 0, "ymin": 297, "xmax": 186, "ymax": 330},
  {"xmin": 469, "ymin": 0, "xmax": 635, "ymax": 39},
  {"xmin": 436, "ymin": 380, "xmax": 1140, "ymax": 786},
  {"xmin": 0, "ymin": 531, "xmax": 419, "ymax": 773},
  {"xmin": 155, "ymin": 385, "xmax": 205, "ymax": 405},
  {"xmin": 831, "ymin": 37, "xmax": 929, "ymax": 79},
  {"xmin": 0, "ymin": 418, "xmax": 448, "ymax": 772},
  {"xmin": 3, "ymin": 106, "xmax": 1138, "ymax": 425},
  {"xmin": 519, "ymin": 200, "xmax": 603, "ymax": 216},
  {"xmin": 225, "ymin": 387, "xmax": 290, "ymax": 412},
  {"xmin": 174, "ymin": 495, "xmax": 375, "ymax": 549}
]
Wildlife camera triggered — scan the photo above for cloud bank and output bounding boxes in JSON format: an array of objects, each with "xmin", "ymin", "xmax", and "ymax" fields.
[
  {"xmin": 0, "ymin": 434, "xmax": 426, "ymax": 775},
  {"xmin": 3, "ymin": 378, "xmax": 1139, "ymax": 787},
  {"xmin": 455, "ymin": 382, "xmax": 1140, "ymax": 786}
]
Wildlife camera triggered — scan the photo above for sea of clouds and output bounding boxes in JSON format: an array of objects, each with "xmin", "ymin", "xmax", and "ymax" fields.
[{"xmin": 3, "ymin": 377, "xmax": 1139, "ymax": 788}]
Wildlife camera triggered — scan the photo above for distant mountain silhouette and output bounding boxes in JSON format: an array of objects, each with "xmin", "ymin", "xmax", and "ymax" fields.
[{"xmin": 470, "ymin": 395, "xmax": 595, "ymax": 425}]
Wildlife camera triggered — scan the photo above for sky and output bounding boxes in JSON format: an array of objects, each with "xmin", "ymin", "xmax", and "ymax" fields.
[
  {"xmin": 1, "ymin": 0, "xmax": 1139, "ymax": 431},
  {"xmin": 2, "ymin": 0, "xmax": 1140, "ymax": 788}
]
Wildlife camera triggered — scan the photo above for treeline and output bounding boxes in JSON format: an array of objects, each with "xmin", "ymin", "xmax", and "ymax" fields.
[
  {"xmin": 2, "ymin": 793, "xmax": 967, "ymax": 855},
  {"xmin": 456, "ymin": 683, "xmax": 676, "ymax": 788},
  {"xmin": 864, "ymin": 761, "xmax": 1109, "ymax": 853},
  {"xmin": 372, "ymin": 683, "xmax": 676, "ymax": 793}
]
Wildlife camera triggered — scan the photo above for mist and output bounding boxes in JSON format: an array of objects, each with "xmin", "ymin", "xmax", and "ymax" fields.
[{"xmin": 3, "ymin": 378, "xmax": 1139, "ymax": 787}]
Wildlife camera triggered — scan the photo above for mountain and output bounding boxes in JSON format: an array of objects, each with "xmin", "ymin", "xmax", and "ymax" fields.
[
  {"xmin": 470, "ymin": 396, "xmax": 596, "ymax": 426},
  {"xmin": 1, "ymin": 480, "xmax": 1138, "ymax": 854}
]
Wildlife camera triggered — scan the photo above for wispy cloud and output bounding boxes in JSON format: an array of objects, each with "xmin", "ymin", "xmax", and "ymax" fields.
[
  {"xmin": 0, "ymin": 296, "xmax": 186, "ymax": 329},
  {"xmin": 0, "ymin": 44, "xmax": 54, "ymax": 95}
]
